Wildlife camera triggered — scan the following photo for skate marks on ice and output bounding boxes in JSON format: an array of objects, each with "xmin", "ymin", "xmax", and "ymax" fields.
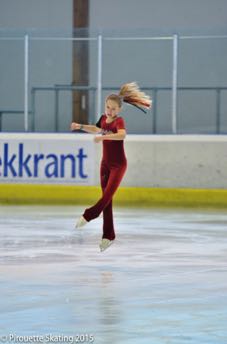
[{"xmin": 0, "ymin": 206, "xmax": 227, "ymax": 344}]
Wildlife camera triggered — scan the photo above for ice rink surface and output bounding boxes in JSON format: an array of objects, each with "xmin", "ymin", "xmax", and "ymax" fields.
[{"xmin": 0, "ymin": 205, "xmax": 227, "ymax": 344}]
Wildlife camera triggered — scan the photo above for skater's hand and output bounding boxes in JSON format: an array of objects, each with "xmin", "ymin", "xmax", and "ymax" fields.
[
  {"xmin": 94, "ymin": 136, "xmax": 102, "ymax": 143},
  {"xmin": 70, "ymin": 122, "xmax": 81, "ymax": 131}
]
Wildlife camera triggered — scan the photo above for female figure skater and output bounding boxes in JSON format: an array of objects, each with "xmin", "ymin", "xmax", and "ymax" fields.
[{"xmin": 70, "ymin": 82, "xmax": 151, "ymax": 252}]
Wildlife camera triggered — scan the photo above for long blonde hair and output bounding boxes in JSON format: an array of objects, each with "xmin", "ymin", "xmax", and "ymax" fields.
[{"xmin": 106, "ymin": 82, "xmax": 152, "ymax": 113}]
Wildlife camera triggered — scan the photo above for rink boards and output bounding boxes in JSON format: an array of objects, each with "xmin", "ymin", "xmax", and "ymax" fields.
[{"xmin": 0, "ymin": 133, "xmax": 227, "ymax": 206}]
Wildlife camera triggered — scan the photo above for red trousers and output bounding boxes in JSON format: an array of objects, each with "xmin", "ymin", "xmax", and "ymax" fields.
[{"xmin": 83, "ymin": 160, "xmax": 127, "ymax": 240}]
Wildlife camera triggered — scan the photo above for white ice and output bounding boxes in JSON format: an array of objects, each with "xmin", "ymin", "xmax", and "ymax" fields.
[{"xmin": 0, "ymin": 205, "xmax": 227, "ymax": 344}]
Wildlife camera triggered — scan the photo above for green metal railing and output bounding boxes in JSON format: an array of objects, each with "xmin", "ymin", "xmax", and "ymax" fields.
[
  {"xmin": 30, "ymin": 85, "xmax": 227, "ymax": 134},
  {"xmin": 1, "ymin": 32, "xmax": 227, "ymax": 133},
  {"xmin": 0, "ymin": 110, "xmax": 32, "ymax": 131}
]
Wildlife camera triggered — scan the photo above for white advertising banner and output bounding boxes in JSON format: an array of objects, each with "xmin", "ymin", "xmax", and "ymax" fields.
[{"xmin": 0, "ymin": 133, "xmax": 95, "ymax": 185}]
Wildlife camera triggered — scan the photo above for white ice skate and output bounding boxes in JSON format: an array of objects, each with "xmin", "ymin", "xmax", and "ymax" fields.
[
  {"xmin": 75, "ymin": 216, "xmax": 87, "ymax": 229},
  {"xmin": 99, "ymin": 239, "xmax": 114, "ymax": 252}
]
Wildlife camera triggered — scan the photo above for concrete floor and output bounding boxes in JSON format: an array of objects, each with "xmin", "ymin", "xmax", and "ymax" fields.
[{"xmin": 0, "ymin": 205, "xmax": 227, "ymax": 344}]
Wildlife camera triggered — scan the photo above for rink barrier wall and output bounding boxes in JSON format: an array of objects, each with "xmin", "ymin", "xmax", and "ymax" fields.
[
  {"xmin": 1, "ymin": 184, "xmax": 227, "ymax": 207},
  {"xmin": 1, "ymin": 133, "xmax": 227, "ymax": 207},
  {"xmin": 1, "ymin": 133, "xmax": 227, "ymax": 189}
]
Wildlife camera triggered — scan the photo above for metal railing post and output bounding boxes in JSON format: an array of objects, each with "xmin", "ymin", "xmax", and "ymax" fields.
[
  {"xmin": 172, "ymin": 34, "xmax": 178, "ymax": 134},
  {"xmin": 97, "ymin": 34, "xmax": 103, "ymax": 119},
  {"xmin": 31, "ymin": 88, "xmax": 35, "ymax": 132},
  {"xmin": 54, "ymin": 88, "xmax": 59, "ymax": 132},
  {"xmin": 24, "ymin": 34, "xmax": 29, "ymax": 131},
  {"xmin": 216, "ymin": 88, "xmax": 221, "ymax": 134}
]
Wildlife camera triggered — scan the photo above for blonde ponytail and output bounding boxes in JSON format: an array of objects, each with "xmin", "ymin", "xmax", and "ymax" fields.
[{"xmin": 119, "ymin": 82, "xmax": 152, "ymax": 113}]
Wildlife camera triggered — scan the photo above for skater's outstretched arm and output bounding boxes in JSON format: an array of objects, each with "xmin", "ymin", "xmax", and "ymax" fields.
[{"xmin": 70, "ymin": 122, "xmax": 102, "ymax": 134}]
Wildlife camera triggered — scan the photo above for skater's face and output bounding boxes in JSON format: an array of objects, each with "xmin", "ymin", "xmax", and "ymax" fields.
[{"xmin": 105, "ymin": 99, "xmax": 121, "ymax": 119}]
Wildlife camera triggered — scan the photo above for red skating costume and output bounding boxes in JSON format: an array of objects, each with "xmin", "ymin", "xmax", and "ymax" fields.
[{"xmin": 83, "ymin": 114, "xmax": 127, "ymax": 240}]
